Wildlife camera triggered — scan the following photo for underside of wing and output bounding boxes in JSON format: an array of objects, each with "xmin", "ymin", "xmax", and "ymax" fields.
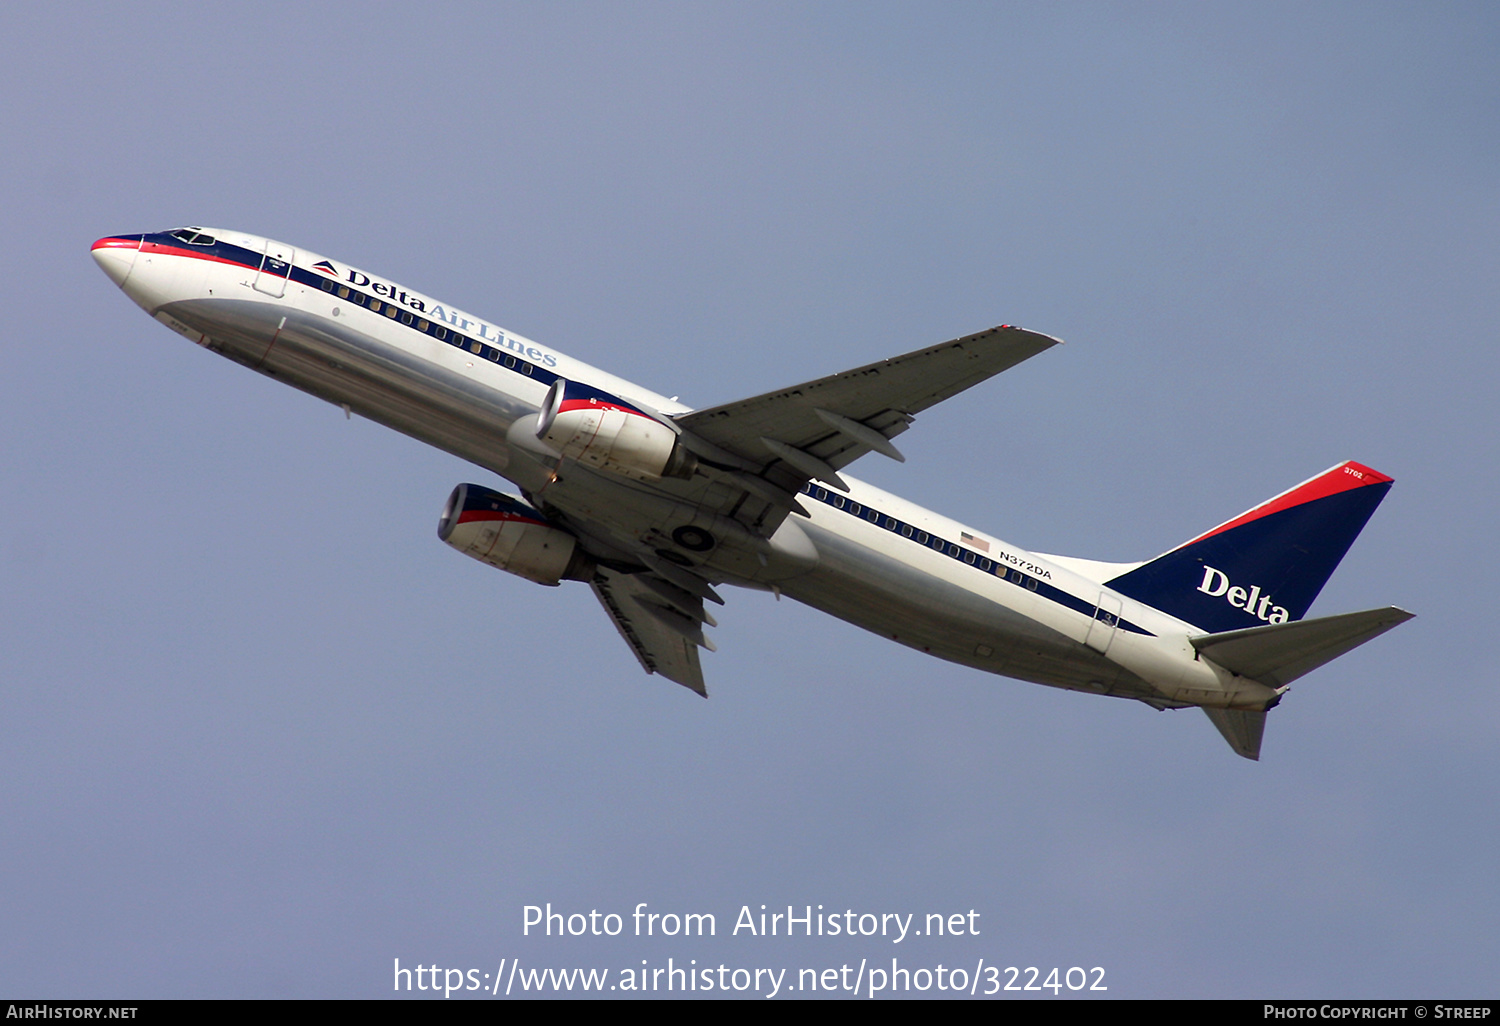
[
  {"xmin": 589, "ymin": 567, "xmax": 719, "ymax": 696},
  {"xmin": 675, "ymin": 325, "xmax": 1059, "ymax": 498}
]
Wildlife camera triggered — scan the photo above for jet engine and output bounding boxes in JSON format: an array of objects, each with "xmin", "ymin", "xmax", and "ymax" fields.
[
  {"xmin": 438, "ymin": 484, "xmax": 594, "ymax": 586},
  {"xmin": 537, "ymin": 378, "xmax": 696, "ymax": 481}
]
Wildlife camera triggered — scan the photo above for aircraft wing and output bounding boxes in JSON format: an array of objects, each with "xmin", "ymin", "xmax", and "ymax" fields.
[
  {"xmin": 675, "ymin": 325, "xmax": 1060, "ymax": 495},
  {"xmin": 590, "ymin": 567, "xmax": 717, "ymax": 696}
]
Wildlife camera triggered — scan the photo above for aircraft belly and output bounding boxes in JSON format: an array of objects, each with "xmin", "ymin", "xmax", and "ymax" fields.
[
  {"xmin": 783, "ymin": 524, "xmax": 1158, "ymax": 699},
  {"xmin": 533, "ymin": 466, "xmax": 821, "ymax": 583},
  {"xmin": 160, "ymin": 299, "xmax": 532, "ymax": 477}
]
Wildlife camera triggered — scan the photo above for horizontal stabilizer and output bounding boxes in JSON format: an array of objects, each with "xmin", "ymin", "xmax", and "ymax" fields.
[
  {"xmin": 1192, "ymin": 606, "xmax": 1414, "ymax": 690},
  {"xmin": 1202, "ymin": 707, "xmax": 1267, "ymax": 761}
]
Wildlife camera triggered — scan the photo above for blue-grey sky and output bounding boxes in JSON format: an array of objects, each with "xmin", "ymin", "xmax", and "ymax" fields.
[{"xmin": 2, "ymin": 1, "xmax": 1496, "ymax": 998}]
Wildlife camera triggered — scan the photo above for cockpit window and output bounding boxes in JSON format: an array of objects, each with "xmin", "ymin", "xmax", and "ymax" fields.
[{"xmin": 167, "ymin": 228, "xmax": 215, "ymax": 246}]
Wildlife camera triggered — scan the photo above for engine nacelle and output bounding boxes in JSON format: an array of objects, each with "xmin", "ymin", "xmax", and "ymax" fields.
[
  {"xmin": 437, "ymin": 484, "xmax": 593, "ymax": 586},
  {"xmin": 537, "ymin": 378, "xmax": 696, "ymax": 481}
]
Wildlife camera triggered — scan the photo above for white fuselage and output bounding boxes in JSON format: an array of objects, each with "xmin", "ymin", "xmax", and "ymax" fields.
[{"xmin": 93, "ymin": 228, "xmax": 1270, "ymax": 712}]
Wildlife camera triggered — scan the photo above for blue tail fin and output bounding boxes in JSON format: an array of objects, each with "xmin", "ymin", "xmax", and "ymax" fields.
[{"xmin": 1107, "ymin": 461, "xmax": 1393, "ymax": 632}]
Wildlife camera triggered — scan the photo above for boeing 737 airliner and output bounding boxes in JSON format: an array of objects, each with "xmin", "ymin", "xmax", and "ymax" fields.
[{"xmin": 92, "ymin": 227, "xmax": 1412, "ymax": 759}]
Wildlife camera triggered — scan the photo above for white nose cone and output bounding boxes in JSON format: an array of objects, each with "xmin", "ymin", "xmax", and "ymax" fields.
[{"xmin": 91, "ymin": 235, "xmax": 140, "ymax": 288}]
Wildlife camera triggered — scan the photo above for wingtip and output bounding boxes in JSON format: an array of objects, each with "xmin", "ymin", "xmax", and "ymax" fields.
[{"xmin": 996, "ymin": 324, "xmax": 1064, "ymax": 345}]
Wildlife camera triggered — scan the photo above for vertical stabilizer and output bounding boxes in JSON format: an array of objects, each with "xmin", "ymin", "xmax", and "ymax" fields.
[{"xmin": 1107, "ymin": 461, "xmax": 1393, "ymax": 632}]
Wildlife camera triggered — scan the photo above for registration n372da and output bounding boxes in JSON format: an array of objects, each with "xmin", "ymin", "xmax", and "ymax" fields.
[{"xmin": 92, "ymin": 227, "xmax": 1412, "ymax": 759}]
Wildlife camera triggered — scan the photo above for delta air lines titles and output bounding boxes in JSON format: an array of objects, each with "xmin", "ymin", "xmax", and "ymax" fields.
[
  {"xmin": 334, "ymin": 262, "xmax": 558, "ymax": 368},
  {"xmin": 1197, "ymin": 566, "xmax": 1290, "ymax": 624}
]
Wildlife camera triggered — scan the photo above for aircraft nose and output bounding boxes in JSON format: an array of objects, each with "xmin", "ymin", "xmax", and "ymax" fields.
[{"xmin": 91, "ymin": 235, "xmax": 141, "ymax": 288}]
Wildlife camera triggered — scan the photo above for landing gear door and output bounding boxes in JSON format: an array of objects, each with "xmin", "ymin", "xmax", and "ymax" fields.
[
  {"xmin": 1085, "ymin": 592, "xmax": 1123, "ymax": 655},
  {"xmin": 253, "ymin": 238, "xmax": 296, "ymax": 298}
]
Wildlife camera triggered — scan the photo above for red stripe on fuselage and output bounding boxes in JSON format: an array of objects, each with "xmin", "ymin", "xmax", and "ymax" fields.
[
  {"xmin": 138, "ymin": 240, "xmax": 264, "ymax": 273},
  {"xmin": 1180, "ymin": 460, "xmax": 1393, "ymax": 548}
]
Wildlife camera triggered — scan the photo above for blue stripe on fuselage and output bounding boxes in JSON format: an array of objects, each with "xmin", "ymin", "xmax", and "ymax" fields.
[{"xmin": 797, "ymin": 483, "xmax": 1153, "ymax": 637}]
